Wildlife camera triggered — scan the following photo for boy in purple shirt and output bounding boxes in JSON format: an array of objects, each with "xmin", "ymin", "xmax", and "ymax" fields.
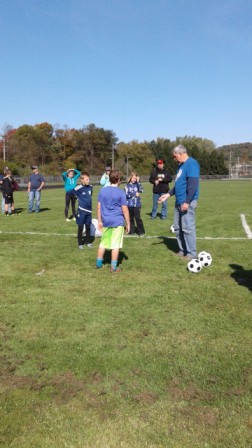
[{"xmin": 96, "ymin": 170, "xmax": 130, "ymax": 272}]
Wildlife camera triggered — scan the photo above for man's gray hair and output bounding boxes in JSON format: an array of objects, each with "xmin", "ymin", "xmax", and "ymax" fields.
[{"xmin": 172, "ymin": 144, "xmax": 187, "ymax": 155}]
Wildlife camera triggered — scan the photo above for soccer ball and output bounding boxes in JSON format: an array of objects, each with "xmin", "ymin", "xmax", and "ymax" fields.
[
  {"xmin": 198, "ymin": 251, "xmax": 212, "ymax": 267},
  {"xmin": 187, "ymin": 258, "xmax": 202, "ymax": 273},
  {"xmin": 170, "ymin": 224, "xmax": 175, "ymax": 233}
]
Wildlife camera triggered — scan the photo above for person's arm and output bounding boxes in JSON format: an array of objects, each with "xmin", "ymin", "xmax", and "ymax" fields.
[
  {"xmin": 100, "ymin": 174, "xmax": 105, "ymax": 186},
  {"xmin": 62, "ymin": 171, "xmax": 68, "ymax": 181},
  {"xmin": 27, "ymin": 181, "xmax": 31, "ymax": 192},
  {"xmin": 149, "ymin": 169, "xmax": 157, "ymax": 184},
  {"xmin": 37, "ymin": 181, "xmax": 45, "ymax": 191},
  {"xmin": 137, "ymin": 182, "xmax": 144, "ymax": 194},
  {"xmin": 97, "ymin": 201, "xmax": 103, "ymax": 230},
  {"xmin": 179, "ymin": 177, "xmax": 199, "ymax": 212},
  {"xmin": 185, "ymin": 177, "xmax": 198, "ymax": 204},
  {"xmin": 74, "ymin": 169, "xmax": 81, "ymax": 179},
  {"xmin": 122, "ymin": 204, "xmax": 130, "ymax": 234},
  {"xmin": 158, "ymin": 186, "xmax": 175, "ymax": 203}
]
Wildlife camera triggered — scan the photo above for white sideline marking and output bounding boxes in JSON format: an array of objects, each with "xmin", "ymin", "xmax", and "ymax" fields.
[
  {"xmin": 240, "ymin": 214, "xmax": 252, "ymax": 239},
  {"xmin": 0, "ymin": 230, "xmax": 249, "ymax": 240}
]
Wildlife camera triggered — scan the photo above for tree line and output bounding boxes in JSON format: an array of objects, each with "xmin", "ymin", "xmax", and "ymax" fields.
[{"xmin": 0, "ymin": 122, "xmax": 229, "ymax": 176}]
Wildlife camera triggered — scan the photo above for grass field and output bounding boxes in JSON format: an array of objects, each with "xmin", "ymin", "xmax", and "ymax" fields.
[{"xmin": 0, "ymin": 180, "xmax": 251, "ymax": 448}]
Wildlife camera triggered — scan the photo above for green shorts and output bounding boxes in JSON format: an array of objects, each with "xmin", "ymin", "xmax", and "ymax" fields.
[{"xmin": 99, "ymin": 226, "xmax": 124, "ymax": 250}]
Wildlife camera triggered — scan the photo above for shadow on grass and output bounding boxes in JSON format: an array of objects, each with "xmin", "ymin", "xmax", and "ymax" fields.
[
  {"xmin": 103, "ymin": 250, "xmax": 128, "ymax": 267},
  {"xmin": 145, "ymin": 212, "xmax": 164, "ymax": 219},
  {"xmin": 230, "ymin": 264, "xmax": 252, "ymax": 293},
  {"xmin": 39, "ymin": 208, "xmax": 51, "ymax": 213},
  {"xmin": 152, "ymin": 236, "xmax": 178, "ymax": 254},
  {"xmin": 14, "ymin": 207, "xmax": 24, "ymax": 214}
]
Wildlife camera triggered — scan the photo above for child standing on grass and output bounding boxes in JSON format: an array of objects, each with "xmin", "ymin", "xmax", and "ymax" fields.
[
  {"xmin": 2, "ymin": 169, "xmax": 15, "ymax": 216},
  {"xmin": 125, "ymin": 172, "xmax": 145, "ymax": 236},
  {"xmin": 96, "ymin": 170, "xmax": 130, "ymax": 273},
  {"xmin": 62, "ymin": 168, "xmax": 81, "ymax": 221},
  {"xmin": 68, "ymin": 172, "xmax": 93, "ymax": 249}
]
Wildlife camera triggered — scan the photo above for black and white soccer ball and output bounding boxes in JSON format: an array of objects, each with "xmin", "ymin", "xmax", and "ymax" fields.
[
  {"xmin": 170, "ymin": 224, "xmax": 175, "ymax": 233},
  {"xmin": 198, "ymin": 251, "xmax": 212, "ymax": 267},
  {"xmin": 187, "ymin": 258, "xmax": 202, "ymax": 273}
]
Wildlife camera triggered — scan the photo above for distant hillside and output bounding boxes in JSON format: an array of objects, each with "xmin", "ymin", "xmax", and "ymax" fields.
[{"xmin": 217, "ymin": 142, "xmax": 252, "ymax": 164}]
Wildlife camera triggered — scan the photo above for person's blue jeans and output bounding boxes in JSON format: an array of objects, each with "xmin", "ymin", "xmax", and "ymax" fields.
[
  {"xmin": 151, "ymin": 193, "xmax": 167, "ymax": 218},
  {"xmin": 28, "ymin": 190, "xmax": 41, "ymax": 212},
  {"xmin": 174, "ymin": 200, "xmax": 198, "ymax": 257}
]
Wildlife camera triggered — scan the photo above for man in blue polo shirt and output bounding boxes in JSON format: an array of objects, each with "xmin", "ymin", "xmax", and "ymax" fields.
[{"xmin": 159, "ymin": 144, "xmax": 200, "ymax": 259}]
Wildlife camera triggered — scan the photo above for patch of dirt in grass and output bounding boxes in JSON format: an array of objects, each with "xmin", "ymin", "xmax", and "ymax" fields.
[
  {"xmin": 133, "ymin": 391, "xmax": 158, "ymax": 404},
  {"xmin": 180, "ymin": 406, "xmax": 219, "ymax": 427},
  {"xmin": 48, "ymin": 371, "xmax": 88, "ymax": 402},
  {"xmin": 167, "ymin": 378, "xmax": 214, "ymax": 403}
]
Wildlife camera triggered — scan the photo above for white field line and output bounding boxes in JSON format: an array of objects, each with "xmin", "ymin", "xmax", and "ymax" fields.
[
  {"xmin": 240, "ymin": 214, "xmax": 252, "ymax": 239},
  {"xmin": 0, "ymin": 230, "xmax": 249, "ymax": 240}
]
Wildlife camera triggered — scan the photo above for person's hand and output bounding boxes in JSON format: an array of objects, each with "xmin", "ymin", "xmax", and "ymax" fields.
[
  {"xmin": 98, "ymin": 221, "xmax": 103, "ymax": 230},
  {"xmin": 125, "ymin": 224, "xmax": 130, "ymax": 234},
  {"xmin": 158, "ymin": 193, "xmax": 169, "ymax": 203},
  {"xmin": 155, "ymin": 180, "xmax": 159, "ymax": 185},
  {"xmin": 180, "ymin": 203, "xmax": 189, "ymax": 212},
  {"xmin": 136, "ymin": 176, "xmax": 140, "ymax": 182},
  {"xmin": 136, "ymin": 192, "xmax": 140, "ymax": 197}
]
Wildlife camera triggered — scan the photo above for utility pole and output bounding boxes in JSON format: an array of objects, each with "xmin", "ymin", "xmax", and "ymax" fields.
[
  {"xmin": 229, "ymin": 151, "xmax": 231, "ymax": 179},
  {"xmin": 111, "ymin": 144, "xmax": 115, "ymax": 169},
  {"xmin": 126, "ymin": 155, "xmax": 130, "ymax": 179},
  {"xmin": 1, "ymin": 137, "xmax": 6, "ymax": 162}
]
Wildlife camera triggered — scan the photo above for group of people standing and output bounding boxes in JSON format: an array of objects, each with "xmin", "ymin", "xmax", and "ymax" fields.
[
  {"xmin": 1, "ymin": 143, "xmax": 200, "ymax": 271},
  {"xmin": 0, "ymin": 165, "xmax": 45, "ymax": 215},
  {"xmin": 63, "ymin": 144, "xmax": 199, "ymax": 272}
]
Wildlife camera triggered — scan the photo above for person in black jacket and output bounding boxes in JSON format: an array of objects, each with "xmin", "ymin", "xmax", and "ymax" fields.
[
  {"xmin": 149, "ymin": 160, "xmax": 172, "ymax": 220},
  {"xmin": 2, "ymin": 169, "xmax": 15, "ymax": 215}
]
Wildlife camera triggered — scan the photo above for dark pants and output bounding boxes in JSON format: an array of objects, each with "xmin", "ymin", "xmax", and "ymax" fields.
[
  {"xmin": 78, "ymin": 224, "xmax": 91, "ymax": 246},
  {"xmin": 65, "ymin": 192, "xmax": 76, "ymax": 218},
  {"xmin": 129, "ymin": 207, "xmax": 145, "ymax": 235}
]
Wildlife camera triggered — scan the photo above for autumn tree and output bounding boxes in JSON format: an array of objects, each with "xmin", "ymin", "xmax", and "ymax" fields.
[{"xmin": 116, "ymin": 140, "xmax": 155, "ymax": 176}]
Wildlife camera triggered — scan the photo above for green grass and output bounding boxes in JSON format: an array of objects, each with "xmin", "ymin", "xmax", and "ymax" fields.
[{"xmin": 0, "ymin": 181, "xmax": 252, "ymax": 447}]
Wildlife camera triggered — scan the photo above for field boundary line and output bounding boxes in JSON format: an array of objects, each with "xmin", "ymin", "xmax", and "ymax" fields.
[
  {"xmin": 0, "ymin": 230, "xmax": 249, "ymax": 240},
  {"xmin": 240, "ymin": 214, "xmax": 252, "ymax": 239}
]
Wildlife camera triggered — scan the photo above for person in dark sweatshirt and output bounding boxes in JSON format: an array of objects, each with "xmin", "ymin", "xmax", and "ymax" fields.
[
  {"xmin": 149, "ymin": 159, "xmax": 172, "ymax": 220},
  {"xmin": 68, "ymin": 172, "xmax": 93, "ymax": 249}
]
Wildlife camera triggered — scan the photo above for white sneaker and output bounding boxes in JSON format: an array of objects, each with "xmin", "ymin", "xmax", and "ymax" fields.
[
  {"xmin": 87, "ymin": 243, "xmax": 93, "ymax": 248},
  {"xmin": 79, "ymin": 245, "xmax": 84, "ymax": 250},
  {"xmin": 73, "ymin": 217, "xmax": 76, "ymax": 221},
  {"xmin": 66, "ymin": 218, "xmax": 71, "ymax": 222}
]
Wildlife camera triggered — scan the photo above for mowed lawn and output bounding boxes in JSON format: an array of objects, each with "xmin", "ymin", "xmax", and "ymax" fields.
[{"xmin": 0, "ymin": 180, "xmax": 251, "ymax": 448}]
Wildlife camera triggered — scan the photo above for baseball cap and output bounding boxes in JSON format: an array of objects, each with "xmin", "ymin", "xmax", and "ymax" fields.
[
  {"xmin": 157, "ymin": 160, "xmax": 164, "ymax": 164},
  {"xmin": 106, "ymin": 166, "xmax": 111, "ymax": 171},
  {"xmin": 31, "ymin": 165, "xmax": 38, "ymax": 169}
]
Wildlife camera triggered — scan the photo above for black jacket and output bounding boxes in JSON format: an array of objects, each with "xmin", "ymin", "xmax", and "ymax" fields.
[
  {"xmin": 149, "ymin": 167, "xmax": 172, "ymax": 194},
  {"xmin": 2, "ymin": 177, "xmax": 13, "ymax": 197}
]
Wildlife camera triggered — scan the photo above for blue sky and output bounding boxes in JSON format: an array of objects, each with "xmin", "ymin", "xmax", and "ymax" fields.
[{"xmin": 0, "ymin": 0, "xmax": 251, "ymax": 147}]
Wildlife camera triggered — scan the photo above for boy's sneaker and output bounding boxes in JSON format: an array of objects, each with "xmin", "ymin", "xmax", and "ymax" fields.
[
  {"xmin": 110, "ymin": 267, "xmax": 122, "ymax": 273},
  {"xmin": 79, "ymin": 245, "xmax": 84, "ymax": 250},
  {"xmin": 95, "ymin": 264, "xmax": 104, "ymax": 269},
  {"xmin": 87, "ymin": 243, "xmax": 93, "ymax": 248},
  {"xmin": 73, "ymin": 217, "xmax": 76, "ymax": 221},
  {"xmin": 139, "ymin": 234, "xmax": 145, "ymax": 237},
  {"xmin": 66, "ymin": 218, "xmax": 71, "ymax": 222}
]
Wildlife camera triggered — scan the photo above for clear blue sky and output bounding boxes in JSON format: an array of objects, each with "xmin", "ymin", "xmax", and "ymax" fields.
[{"xmin": 1, "ymin": 0, "xmax": 251, "ymax": 147}]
